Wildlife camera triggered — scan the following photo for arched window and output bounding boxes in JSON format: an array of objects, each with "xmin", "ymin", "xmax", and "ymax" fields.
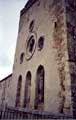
[
  {"xmin": 38, "ymin": 36, "xmax": 44, "ymax": 51},
  {"xmin": 23, "ymin": 71, "xmax": 31, "ymax": 108},
  {"xmin": 15, "ymin": 75, "xmax": 22, "ymax": 107},
  {"xmin": 34, "ymin": 65, "xmax": 45, "ymax": 110},
  {"xmin": 20, "ymin": 53, "xmax": 24, "ymax": 64},
  {"xmin": 29, "ymin": 20, "xmax": 34, "ymax": 32}
]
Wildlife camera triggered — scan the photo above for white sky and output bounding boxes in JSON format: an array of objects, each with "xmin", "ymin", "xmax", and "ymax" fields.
[{"xmin": 0, "ymin": 0, "xmax": 28, "ymax": 80}]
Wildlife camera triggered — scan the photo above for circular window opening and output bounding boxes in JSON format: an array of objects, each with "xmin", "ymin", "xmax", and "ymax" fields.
[
  {"xmin": 26, "ymin": 33, "xmax": 36, "ymax": 60},
  {"xmin": 38, "ymin": 36, "xmax": 44, "ymax": 50},
  {"xmin": 27, "ymin": 35, "xmax": 35, "ymax": 53},
  {"xmin": 20, "ymin": 53, "xmax": 24, "ymax": 64},
  {"xmin": 29, "ymin": 20, "xmax": 34, "ymax": 32}
]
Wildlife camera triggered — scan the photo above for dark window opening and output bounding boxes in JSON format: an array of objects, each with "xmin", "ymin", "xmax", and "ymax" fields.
[
  {"xmin": 23, "ymin": 71, "xmax": 31, "ymax": 108},
  {"xmin": 38, "ymin": 36, "xmax": 44, "ymax": 50},
  {"xmin": 29, "ymin": 38, "xmax": 35, "ymax": 52},
  {"xmin": 15, "ymin": 75, "xmax": 22, "ymax": 107},
  {"xmin": 20, "ymin": 53, "xmax": 24, "ymax": 64},
  {"xmin": 34, "ymin": 65, "xmax": 45, "ymax": 111},
  {"xmin": 54, "ymin": 21, "xmax": 57, "ymax": 28},
  {"xmin": 29, "ymin": 20, "xmax": 34, "ymax": 32},
  {"xmin": 27, "ymin": 36, "xmax": 35, "ymax": 53}
]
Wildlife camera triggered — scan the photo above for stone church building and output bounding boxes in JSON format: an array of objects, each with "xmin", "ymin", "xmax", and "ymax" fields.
[{"xmin": 0, "ymin": 0, "xmax": 76, "ymax": 117}]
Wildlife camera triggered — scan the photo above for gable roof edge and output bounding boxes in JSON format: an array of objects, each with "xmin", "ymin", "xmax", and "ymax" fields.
[{"xmin": 20, "ymin": 0, "xmax": 38, "ymax": 16}]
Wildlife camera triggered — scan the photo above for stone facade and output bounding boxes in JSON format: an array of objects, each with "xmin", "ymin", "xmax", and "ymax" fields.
[
  {"xmin": 0, "ymin": 74, "xmax": 12, "ymax": 108},
  {"xmin": 0, "ymin": 0, "xmax": 76, "ymax": 117},
  {"xmin": 65, "ymin": 0, "xmax": 76, "ymax": 116}
]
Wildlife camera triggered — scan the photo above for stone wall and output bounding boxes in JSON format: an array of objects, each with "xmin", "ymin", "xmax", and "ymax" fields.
[
  {"xmin": 8, "ymin": 0, "xmax": 74, "ymax": 116},
  {"xmin": 0, "ymin": 74, "xmax": 12, "ymax": 108},
  {"xmin": 52, "ymin": 0, "xmax": 72, "ymax": 115},
  {"xmin": 65, "ymin": 0, "xmax": 76, "ymax": 117}
]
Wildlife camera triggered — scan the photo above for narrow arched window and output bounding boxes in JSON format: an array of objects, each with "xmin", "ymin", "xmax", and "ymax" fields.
[
  {"xmin": 23, "ymin": 71, "xmax": 31, "ymax": 108},
  {"xmin": 38, "ymin": 36, "xmax": 44, "ymax": 51},
  {"xmin": 29, "ymin": 20, "xmax": 34, "ymax": 32},
  {"xmin": 34, "ymin": 65, "xmax": 45, "ymax": 110},
  {"xmin": 20, "ymin": 53, "xmax": 24, "ymax": 64},
  {"xmin": 15, "ymin": 75, "xmax": 22, "ymax": 107}
]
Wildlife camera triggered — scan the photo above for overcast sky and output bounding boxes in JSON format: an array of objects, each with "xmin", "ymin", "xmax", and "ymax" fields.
[{"xmin": 0, "ymin": 0, "xmax": 28, "ymax": 80}]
